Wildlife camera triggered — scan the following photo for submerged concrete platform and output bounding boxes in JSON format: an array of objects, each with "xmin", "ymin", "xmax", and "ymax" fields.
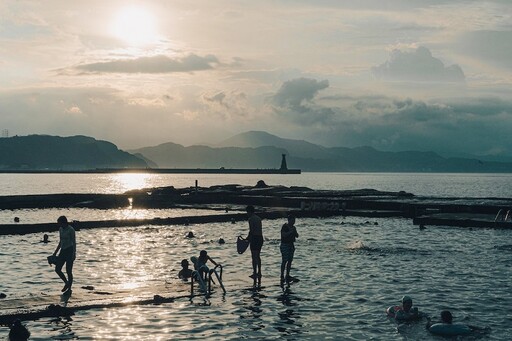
[
  {"xmin": 1, "ymin": 183, "xmax": 512, "ymax": 234},
  {"xmin": 413, "ymin": 213, "xmax": 512, "ymax": 228}
]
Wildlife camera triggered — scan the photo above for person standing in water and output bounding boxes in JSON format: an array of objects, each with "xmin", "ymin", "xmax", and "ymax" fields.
[
  {"xmin": 280, "ymin": 214, "xmax": 299, "ymax": 284},
  {"xmin": 52, "ymin": 216, "xmax": 76, "ymax": 293},
  {"xmin": 246, "ymin": 205, "xmax": 263, "ymax": 279}
]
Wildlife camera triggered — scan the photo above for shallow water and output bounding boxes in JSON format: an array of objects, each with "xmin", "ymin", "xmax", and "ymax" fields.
[
  {"xmin": 0, "ymin": 207, "xmax": 231, "ymax": 225},
  {"xmin": 1, "ymin": 173, "xmax": 511, "ymax": 339},
  {"xmin": 1, "ymin": 215, "xmax": 511, "ymax": 340}
]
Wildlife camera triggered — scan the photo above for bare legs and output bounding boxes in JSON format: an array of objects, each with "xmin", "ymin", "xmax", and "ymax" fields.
[
  {"xmin": 250, "ymin": 249, "xmax": 261, "ymax": 278},
  {"xmin": 280, "ymin": 259, "xmax": 292, "ymax": 282},
  {"xmin": 55, "ymin": 260, "xmax": 74, "ymax": 292}
]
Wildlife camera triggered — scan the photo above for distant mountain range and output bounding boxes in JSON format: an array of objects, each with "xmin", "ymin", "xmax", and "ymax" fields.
[
  {"xmin": 130, "ymin": 131, "xmax": 512, "ymax": 173},
  {"xmin": 2, "ymin": 132, "xmax": 512, "ymax": 172},
  {"xmin": 0, "ymin": 135, "xmax": 147, "ymax": 170}
]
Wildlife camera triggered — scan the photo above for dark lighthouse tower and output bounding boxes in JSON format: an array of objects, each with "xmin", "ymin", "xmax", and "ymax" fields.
[{"xmin": 280, "ymin": 154, "xmax": 288, "ymax": 172}]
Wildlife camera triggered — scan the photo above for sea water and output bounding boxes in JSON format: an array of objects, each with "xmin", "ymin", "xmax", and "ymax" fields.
[{"xmin": 0, "ymin": 173, "xmax": 511, "ymax": 340}]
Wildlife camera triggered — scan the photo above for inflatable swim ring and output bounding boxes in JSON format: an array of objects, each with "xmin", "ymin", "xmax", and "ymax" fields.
[
  {"xmin": 386, "ymin": 305, "xmax": 402, "ymax": 318},
  {"xmin": 428, "ymin": 323, "xmax": 471, "ymax": 336}
]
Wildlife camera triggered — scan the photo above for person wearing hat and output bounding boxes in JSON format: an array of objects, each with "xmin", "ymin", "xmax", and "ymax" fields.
[{"xmin": 387, "ymin": 296, "xmax": 421, "ymax": 321}]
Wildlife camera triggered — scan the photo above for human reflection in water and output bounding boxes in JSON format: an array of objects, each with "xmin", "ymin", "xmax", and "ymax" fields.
[
  {"xmin": 275, "ymin": 287, "xmax": 303, "ymax": 336},
  {"xmin": 239, "ymin": 290, "xmax": 265, "ymax": 332},
  {"xmin": 49, "ymin": 316, "xmax": 76, "ymax": 340}
]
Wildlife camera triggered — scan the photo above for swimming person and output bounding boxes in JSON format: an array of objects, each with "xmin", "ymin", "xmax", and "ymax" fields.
[
  {"xmin": 42, "ymin": 233, "xmax": 50, "ymax": 243},
  {"xmin": 426, "ymin": 310, "xmax": 473, "ymax": 336},
  {"xmin": 8, "ymin": 319, "xmax": 30, "ymax": 341},
  {"xmin": 52, "ymin": 215, "xmax": 76, "ymax": 293},
  {"xmin": 280, "ymin": 214, "xmax": 299, "ymax": 284},
  {"xmin": 387, "ymin": 296, "xmax": 422, "ymax": 322},
  {"xmin": 246, "ymin": 205, "xmax": 263, "ymax": 279},
  {"xmin": 178, "ymin": 259, "xmax": 193, "ymax": 280}
]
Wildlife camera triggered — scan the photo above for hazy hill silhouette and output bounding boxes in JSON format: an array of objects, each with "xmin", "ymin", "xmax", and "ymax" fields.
[
  {"xmin": 0, "ymin": 135, "xmax": 147, "ymax": 170},
  {"xmin": 130, "ymin": 142, "xmax": 288, "ymax": 169},
  {"xmin": 132, "ymin": 131, "xmax": 512, "ymax": 172},
  {"xmin": 3, "ymin": 132, "xmax": 511, "ymax": 173},
  {"xmin": 216, "ymin": 130, "xmax": 334, "ymax": 159}
]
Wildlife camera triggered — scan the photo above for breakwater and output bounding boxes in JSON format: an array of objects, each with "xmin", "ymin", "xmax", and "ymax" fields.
[{"xmin": 1, "ymin": 183, "xmax": 512, "ymax": 235}]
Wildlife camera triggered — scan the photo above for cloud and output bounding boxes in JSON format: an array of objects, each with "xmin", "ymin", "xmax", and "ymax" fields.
[
  {"xmin": 65, "ymin": 105, "xmax": 83, "ymax": 114},
  {"xmin": 272, "ymin": 78, "xmax": 334, "ymax": 125},
  {"xmin": 372, "ymin": 46, "xmax": 465, "ymax": 82},
  {"xmin": 73, "ymin": 54, "xmax": 219, "ymax": 74},
  {"xmin": 297, "ymin": 95, "xmax": 512, "ymax": 158},
  {"xmin": 456, "ymin": 30, "xmax": 512, "ymax": 70},
  {"xmin": 201, "ymin": 91, "xmax": 249, "ymax": 119},
  {"xmin": 203, "ymin": 92, "xmax": 227, "ymax": 107},
  {"xmin": 274, "ymin": 78, "xmax": 329, "ymax": 107}
]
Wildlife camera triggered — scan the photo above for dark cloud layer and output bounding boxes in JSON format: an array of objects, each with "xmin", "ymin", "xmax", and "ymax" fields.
[
  {"xmin": 372, "ymin": 46, "xmax": 465, "ymax": 82},
  {"xmin": 271, "ymin": 84, "xmax": 512, "ymax": 157},
  {"xmin": 75, "ymin": 54, "xmax": 219, "ymax": 74}
]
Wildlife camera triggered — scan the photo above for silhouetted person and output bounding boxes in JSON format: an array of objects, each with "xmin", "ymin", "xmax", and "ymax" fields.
[
  {"xmin": 246, "ymin": 205, "xmax": 263, "ymax": 279},
  {"xmin": 280, "ymin": 214, "xmax": 299, "ymax": 284},
  {"xmin": 387, "ymin": 296, "xmax": 422, "ymax": 322},
  {"xmin": 53, "ymin": 216, "xmax": 76, "ymax": 293},
  {"xmin": 195, "ymin": 250, "xmax": 220, "ymax": 279},
  {"xmin": 186, "ymin": 231, "xmax": 194, "ymax": 238},
  {"xmin": 426, "ymin": 310, "xmax": 483, "ymax": 336},
  {"xmin": 178, "ymin": 259, "xmax": 193, "ymax": 280},
  {"xmin": 42, "ymin": 234, "xmax": 49, "ymax": 243},
  {"xmin": 14, "ymin": 217, "xmax": 20, "ymax": 223},
  {"xmin": 8, "ymin": 319, "xmax": 30, "ymax": 341}
]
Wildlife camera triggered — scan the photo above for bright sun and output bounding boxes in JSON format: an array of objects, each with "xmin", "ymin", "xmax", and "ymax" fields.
[{"xmin": 111, "ymin": 6, "xmax": 158, "ymax": 46}]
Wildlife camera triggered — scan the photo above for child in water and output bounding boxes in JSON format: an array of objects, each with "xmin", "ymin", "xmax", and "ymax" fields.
[
  {"xmin": 178, "ymin": 259, "xmax": 193, "ymax": 280},
  {"xmin": 194, "ymin": 250, "xmax": 219, "ymax": 279},
  {"xmin": 387, "ymin": 296, "xmax": 422, "ymax": 322},
  {"xmin": 190, "ymin": 250, "xmax": 225, "ymax": 293}
]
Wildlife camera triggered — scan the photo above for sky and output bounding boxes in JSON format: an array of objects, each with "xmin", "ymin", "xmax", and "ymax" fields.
[{"xmin": 1, "ymin": 0, "xmax": 512, "ymax": 158}]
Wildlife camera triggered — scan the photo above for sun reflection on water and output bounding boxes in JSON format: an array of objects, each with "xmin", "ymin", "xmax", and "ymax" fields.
[{"xmin": 112, "ymin": 173, "xmax": 152, "ymax": 193}]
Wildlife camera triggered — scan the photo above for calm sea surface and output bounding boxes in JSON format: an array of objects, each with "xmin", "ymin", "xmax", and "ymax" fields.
[{"xmin": 0, "ymin": 173, "xmax": 511, "ymax": 340}]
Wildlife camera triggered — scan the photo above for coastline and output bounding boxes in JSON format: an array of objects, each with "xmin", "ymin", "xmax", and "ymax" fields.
[{"xmin": 0, "ymin": 168, "xmax": 301, "ymax": 174}]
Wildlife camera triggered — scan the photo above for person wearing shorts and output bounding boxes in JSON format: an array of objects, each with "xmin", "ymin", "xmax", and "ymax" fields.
[
  {"xmin": 280, "ymin": 214, "xmax": 299, "ymax": 284},
  {"xmin": 246, "ymin": 205, "xmax": 263, "ymax": 279},
  {"xmin": 53, "ymin": 215, "xmax": 76, "ymax": 293}
]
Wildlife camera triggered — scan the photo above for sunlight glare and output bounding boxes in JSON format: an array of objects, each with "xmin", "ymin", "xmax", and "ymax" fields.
[
  {"xmin": 111, "ymin": 6, "xmax": 158, "ymax": 46},
  {"xmin": 114, "ymin": 173, "xmax": 151, "ymax": 192}
]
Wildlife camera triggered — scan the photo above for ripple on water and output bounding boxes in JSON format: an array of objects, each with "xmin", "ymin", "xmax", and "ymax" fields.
[{"xmin": 0, "ymin": 216, "xmax": 511, "ymax": 340}]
